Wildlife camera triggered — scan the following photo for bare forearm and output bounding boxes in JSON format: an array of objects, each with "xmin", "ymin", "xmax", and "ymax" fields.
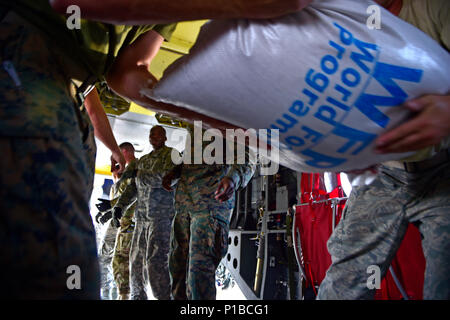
[
  {"xmin": 85, "ymin": 88, "xmax": 121, "ymax": 156},
  {"xmin": 140, "ymin": 96, "xmax": 242, "ymax": 132},
  {"xmin": 49, "ymin": 0, "xmax": 311, "ymax": 24},
  {"xmin": 107, "ymin": 64, "xmax": 153, "ymax": 105},
  {"xmin": 105, "ymin": 27, "xmax": 241, "ymax": 131},
  {"xmin": 375, "ymin": 94, "xmax": 450, "ymax": 153},
  {"xmin": 106, "ymin": 63, "xmax": 237, "ymax": 130}
]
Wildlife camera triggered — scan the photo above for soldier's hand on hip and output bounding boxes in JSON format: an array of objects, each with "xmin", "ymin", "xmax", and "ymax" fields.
[{"xmin": 215, "ymin": 177, "xmax": 235, "ymax": 203}]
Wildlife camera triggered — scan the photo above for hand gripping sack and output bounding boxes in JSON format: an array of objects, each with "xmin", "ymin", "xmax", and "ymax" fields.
[{"xmin": 144, "ymin": 0, "xmax": 450, "ymax": 172}]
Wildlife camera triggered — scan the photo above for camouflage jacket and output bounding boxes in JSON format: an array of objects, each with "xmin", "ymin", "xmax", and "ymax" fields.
[
  {"xmin": 114, "ymin": 145, "xmax": 179, "ymax": 220},
  {"xmin": 178, "ymin": 123, "xmax": 256, "ymax": 191},
  {"xmin": 110, "ymin": 159, "xmax": 138, "ymax": 226}
]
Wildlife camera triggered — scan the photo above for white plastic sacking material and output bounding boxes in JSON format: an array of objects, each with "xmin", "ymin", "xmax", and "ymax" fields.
[{"xmin": 143, "ymin": 0, "xmax": 450, "ymax": 173}]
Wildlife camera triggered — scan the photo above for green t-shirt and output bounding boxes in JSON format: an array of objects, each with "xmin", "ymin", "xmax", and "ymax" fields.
[{"xmin": 2, "ymin": 0, "xmax": 176, "ymax": 80}]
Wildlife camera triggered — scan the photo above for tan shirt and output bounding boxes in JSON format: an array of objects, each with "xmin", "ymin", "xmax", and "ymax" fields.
[
  {"xmin": 388, "ymin": 0, "xmax": 450, "ymax": 163},
  {"xmin": 399, "ymin": 0, "xmax": 450, "ymax": 51}
]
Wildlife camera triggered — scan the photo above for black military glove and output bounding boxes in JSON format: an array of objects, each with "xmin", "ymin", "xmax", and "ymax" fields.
[
  {"xmin": 96, "ymin": 198, "xmax": 112, "ymax": 213},
  {"xmin": 112, "ymin": 207, "xmax": 123, "ymax": 228},
  {"xmin": 95, "ymin": 211, "xmax": 103, "ymax": 224},
  {"xmin": 95, "ymin": 212, "xmax": 102, "ymax": 223},
  {"xmin": 98, "ymin": 210, "xmax": 113, "ymax": 224}
]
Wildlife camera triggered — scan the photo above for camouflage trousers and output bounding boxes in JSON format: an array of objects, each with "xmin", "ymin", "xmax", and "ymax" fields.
[
  {"xmin": 169, "ymin": 168, "xmax": 233, "ymax": 300},
  {"xmin": 317, "ymin": 159, "xmax": 450, "ymax": 300},
  {"xmin": 169, "ymin": 208, "xmax": 230, "ymax": 300},
  {"xmin": 98, "ymin": 220, "xmax": 119, "ymax": 300},
  {"xmin": 130, "ymin": 216, "xmax": 173, "ymax": 300},
  {"xmin": 112, "ymin": 219, "xmax": 135, "ymax": 297},
  {"xmin": 99, "ymin": 255, "xmax": 118, "ymax": 300},
  {"xmin": 0, "ymin": 11, "xmax": 100, "ymax": 299},
  {"xmin": 0, "ymin": 133, "xmax": 100, "ymax": 299}
]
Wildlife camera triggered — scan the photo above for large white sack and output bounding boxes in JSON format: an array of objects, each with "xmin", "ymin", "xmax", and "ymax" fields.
[{"xmin": 144, "ymin": 0, "xmax": 450, "ymax": 173}]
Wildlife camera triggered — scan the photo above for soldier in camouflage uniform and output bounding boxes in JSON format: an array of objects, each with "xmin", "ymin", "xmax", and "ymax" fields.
[
  {"xmin": 111, "ymin": 142, "xmax": 138, "ymax": 300},
  {"xmin": 97, "ymin": 218, "xmax": 119, "ymax": 300},
  {"xmin": 163, "ymin": 123, "xmax": 256, "ymax": 300},
  {"xmin": 0, "ymin": 8, "xmax": 99, "ymax": 299},
  {"xmin": 0, "ymin": 0, "xmax": 175, "ymax": 298},
  {"xmin": 317, "ymin": 0, "xmax": 450, "ymax": 300},
  {"xmin": 112, "ymin": 126, "xmax": 179, "ymax": 300},
  {"xmin": 96, "ymin": 142, "xmax": 138, "ymax": 300}
]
